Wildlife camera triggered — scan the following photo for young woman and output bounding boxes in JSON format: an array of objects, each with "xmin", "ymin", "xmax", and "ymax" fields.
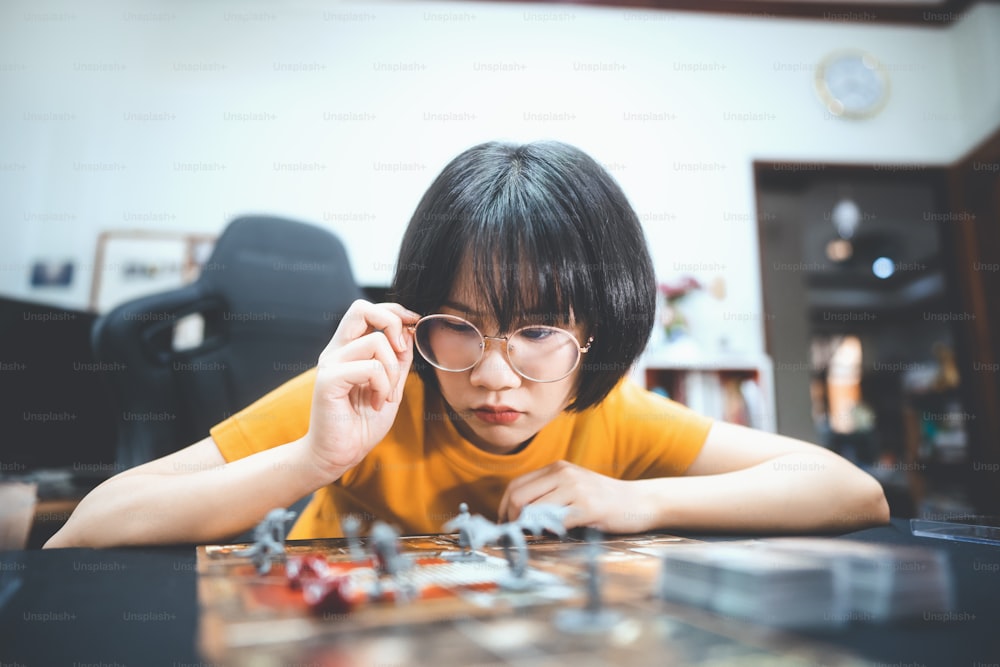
[{"xmin": 47, "ymin": 141, "xmax": 888, "ymax": 548}]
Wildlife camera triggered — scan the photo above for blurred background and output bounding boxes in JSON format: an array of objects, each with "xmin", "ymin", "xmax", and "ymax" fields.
[{"xmin": 1, "ymin": 0, "xmax": 997, "ymax": 541}]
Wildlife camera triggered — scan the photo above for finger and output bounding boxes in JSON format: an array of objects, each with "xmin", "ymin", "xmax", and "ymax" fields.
[
  {"xmin": 499, "ymin": 472, "xmax": 560, "ymax": 522},
  {"xmin": 498, "ymin": 488, "xmax": 510, "ymax": 522},
  {"xmin": 373, "ymin": 301, "xmax": 422, "ymax": 354},
  {"xmin": 390, "ymin": 344, "xmax": 414, "ymax": 403},
  {"xmin": 332, "ymin": 314, "xmax": 416, "ymax": 405},
  {"xmin": 498, "ymin": 462, "xmax": 568, "ymax": 519},
  {"xmin": 331, "ymin": 333, "xmax": 405, "ymax": 401},
  {"xmin": 330, "ymin": 332, "xmax": 403, "ymax": 394},
  {"xmin": 559, "ymin": 504, "xmax": 587, "ymax": 531},
  {"xmin": 522, "ymin": 490, "xmax": 584, "ymax": 530},
  {"xmin": 328, "ymin": 301, "xmax": 418, "ymax": 355},
  {"xmin": 323, "ymin": 358, "xmax": 392, "ymax": 409},
  {"xmin": 377, "ymin": 301, "xmax": 422, "ymax": 322}
]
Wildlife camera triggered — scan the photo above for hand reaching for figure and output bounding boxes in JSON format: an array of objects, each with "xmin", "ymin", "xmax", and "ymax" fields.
[{"xmin": 499, "ymin": 461, "xmax": 655, "ymax": 534}]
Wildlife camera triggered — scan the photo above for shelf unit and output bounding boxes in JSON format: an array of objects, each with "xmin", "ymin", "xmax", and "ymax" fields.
[{"xmin": 633, "ymin": 351, "xmax": 776, "ymax": 432}]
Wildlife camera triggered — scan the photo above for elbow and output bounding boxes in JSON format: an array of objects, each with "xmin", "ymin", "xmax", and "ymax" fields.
[
  {"xmin": 823, "ymin": 466, "xmax": 890, "ymax": 531},
  {"xmin": 844, "ymin": 475, "xmax": 891, "ymax": 529},
  {"xmin": 43, "ymin": 521, "xmax": 87, "ymax": 549},
  {"xmin": 869, "ymin": 480, "xmax": 892, "ymax": 526},
  {"xmin": 42, "ymin": 527, "xmax": 72, "ymax": 549},
  {"xmin": 43, "ymin": 509, "xmax": 105, "ymax": 549},
  {"xmin": 42, "ymin": 534, "xmax": 66, "ymax": 549}
]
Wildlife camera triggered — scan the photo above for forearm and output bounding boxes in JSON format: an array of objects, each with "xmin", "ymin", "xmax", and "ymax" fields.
[
  {"xmin": 636, "ymin": 451, "xmax": 890, "ymax": 533},
  {"xmin": 45, "ymin": 438, "xmax": 339, "ymax": 548}
]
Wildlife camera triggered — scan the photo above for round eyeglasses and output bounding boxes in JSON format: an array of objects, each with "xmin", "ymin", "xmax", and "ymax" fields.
[{"xmin": 407, "ymin": 314, "xmax": 593, "ymax": 383}]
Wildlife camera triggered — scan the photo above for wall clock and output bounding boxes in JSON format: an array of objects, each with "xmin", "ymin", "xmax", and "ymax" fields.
[{"xmin": 815, "ymin": 50, "xmax": 890, "ymax": 119}]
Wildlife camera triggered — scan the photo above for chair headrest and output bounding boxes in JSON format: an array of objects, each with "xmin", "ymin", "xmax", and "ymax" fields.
[{"xmin": 198, "ymin": 215, "xmax": 359, "ymax": 325}]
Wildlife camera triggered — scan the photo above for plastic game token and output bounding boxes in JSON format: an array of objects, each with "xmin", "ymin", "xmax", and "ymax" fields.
[
  {"xmin": 286, "ymin": 554, "xmax": 332, "ymax": 590},
  {"xmin": 303, "ymin": 575, "xmax": 358, "ymax": 616}
]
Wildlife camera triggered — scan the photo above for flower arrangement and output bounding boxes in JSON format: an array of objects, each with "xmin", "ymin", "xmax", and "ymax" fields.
[{"xmin": 658, "ymin": 275, "xmax": 702, "ymax": 342}]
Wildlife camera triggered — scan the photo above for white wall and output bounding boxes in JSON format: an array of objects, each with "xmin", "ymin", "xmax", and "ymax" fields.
[
  {"xmin": 1, "ymin": 0, "xmax": 998, "ymax": 358},
  {"xmin": 951, "ymin": 2, "xmax": 1000, "ymax": 150}
]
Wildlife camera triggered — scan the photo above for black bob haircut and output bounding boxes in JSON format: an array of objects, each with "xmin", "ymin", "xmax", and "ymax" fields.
[{"xmin": 390, "ymin": 140, "xmax": 656, "ymax": 411}]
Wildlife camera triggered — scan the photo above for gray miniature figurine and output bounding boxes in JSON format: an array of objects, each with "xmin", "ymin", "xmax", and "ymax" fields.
[
  {"xmin": 447, "ymin": 503, "xmax": 472, "ymax": 547},
  {"xmin": 582, "ymin": 528, "xmax": 604, "ymax": 614},
  {"xmin": 235, "ymin": 508, "xmax": 297, "ymax": 575},
  {"xmin": 341, "ymin": 515, "xmax": 365, "ymax": 561},
  {"xmin": 442, "ymin": 503, "xmax": 486, "ymax": 561},
  {"xmin": 517, "ymin": 504, "xmax": 570, "ymax": 539},
  {"xmin": 503, "ymin": 503, "xmax": 571, "ymax": 583},
  {"xmin": 370, "ymin": 521, "xmax": 404, "ymax": 577},
  {"xmin": 496, "ymin": 525, "xmax": 530, "ymax": 582},
  {"xmin": 553, "ymin": 527, "xmax": 621, "ymax": 633},
  {"xmin": 369, "ymin": 521, "xmax": 415, "ymax": 602},
  {"xmin": 441, "ymin": 502, "xmax": 572, "ymax": 585}
]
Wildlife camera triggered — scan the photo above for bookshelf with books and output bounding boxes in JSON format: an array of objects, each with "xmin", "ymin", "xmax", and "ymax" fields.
[{"xmin": 634, "ymin": 353, "xmax": 776, "ymax": 432}]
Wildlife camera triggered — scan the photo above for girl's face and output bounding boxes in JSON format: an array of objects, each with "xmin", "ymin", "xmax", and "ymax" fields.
[{"xmin": 430, "ymin": 273, "xmax": 586, "ymax": 455}]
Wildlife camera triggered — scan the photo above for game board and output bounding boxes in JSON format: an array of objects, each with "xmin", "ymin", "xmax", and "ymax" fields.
[{"xmin": 196, "ymin": 530, "xmax": 871, "ymax": 666}]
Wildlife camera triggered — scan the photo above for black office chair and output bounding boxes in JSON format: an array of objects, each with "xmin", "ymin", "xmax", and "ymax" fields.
[{"xmin": 92, "ymin": 215, "xmax": 364, "ymax": 469}]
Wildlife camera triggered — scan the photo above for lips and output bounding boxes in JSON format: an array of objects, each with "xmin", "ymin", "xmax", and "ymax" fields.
[{"xmin": 471, "ymin": 405, "xmax": 523, "ymax": 425}]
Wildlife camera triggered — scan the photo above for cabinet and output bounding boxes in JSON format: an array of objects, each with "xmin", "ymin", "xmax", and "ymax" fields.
[
  {"xmin": 897, "ymin": 386, "xmax": 973, "ymax": 515},
  {"xmin": 633, "ymin": 352, "xmax": 775, "ymax": 432}
]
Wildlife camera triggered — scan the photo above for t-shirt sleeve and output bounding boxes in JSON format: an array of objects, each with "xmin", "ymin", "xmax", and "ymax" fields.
[
  {"xmin": 608, "ymin": 378, "xmax": 714, "ymax": 479},
  {"xmin": 209, "ymin": 368, "xmax": 317, "ymax": 463}
]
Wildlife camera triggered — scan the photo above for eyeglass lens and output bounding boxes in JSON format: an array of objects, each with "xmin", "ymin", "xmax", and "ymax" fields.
[{"xmin": 413, "ymin": 315, "xmax": 582, "ymax": 382}]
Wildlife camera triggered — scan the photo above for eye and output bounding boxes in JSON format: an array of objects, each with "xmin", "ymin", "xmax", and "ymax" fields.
[
  {"xmin": 518, "ymin": 326, "xmax": 556, "ymax": 341},
  {"xmin": 440, "ymin": 319, "xmax": 477, "ymax": 334}
]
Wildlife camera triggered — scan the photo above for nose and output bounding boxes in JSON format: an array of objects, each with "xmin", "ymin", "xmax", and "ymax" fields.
[{"xmin": 468, "ymin": 337, "xmax": 522, "ymax": 391}]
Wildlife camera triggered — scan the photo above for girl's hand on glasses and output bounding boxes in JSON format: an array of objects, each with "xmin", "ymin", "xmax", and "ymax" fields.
[{"xmin": 306, "ymin": 300, "xmax": 421, "ymax": 477}]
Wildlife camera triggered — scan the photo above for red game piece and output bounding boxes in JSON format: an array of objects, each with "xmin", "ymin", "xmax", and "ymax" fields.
[
  {"xmin": 286, "ymin": 554, "xmax": 332, "ymax": 590},
  {"xmin": 302, "ymin": 575, "xmax": 358, "ymax": 616}
]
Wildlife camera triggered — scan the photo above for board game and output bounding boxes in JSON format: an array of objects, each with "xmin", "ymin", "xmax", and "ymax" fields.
[{"xmin": 196, "ymin": 526, "xmax": 874, "ymax": 667}]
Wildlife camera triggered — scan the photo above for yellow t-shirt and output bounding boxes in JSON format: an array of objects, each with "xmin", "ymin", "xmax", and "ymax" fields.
[{"xmin": 210, "ymin": 370, "xmax": 712, "ymax": 538}]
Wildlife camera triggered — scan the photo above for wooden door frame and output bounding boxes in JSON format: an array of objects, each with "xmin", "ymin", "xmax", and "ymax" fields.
[
  {"xmin": 946, "ymin": 127, "xmax": 1000, "ymax": 514},
  {"xmin": 753, "ymin": 130, "xmax": 1000, "ymax": 515}
]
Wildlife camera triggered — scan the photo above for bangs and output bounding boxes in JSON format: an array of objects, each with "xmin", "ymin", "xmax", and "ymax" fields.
[{"xmin": 462, "ymin": 189, "xmax": 596, "ymax": 333}]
